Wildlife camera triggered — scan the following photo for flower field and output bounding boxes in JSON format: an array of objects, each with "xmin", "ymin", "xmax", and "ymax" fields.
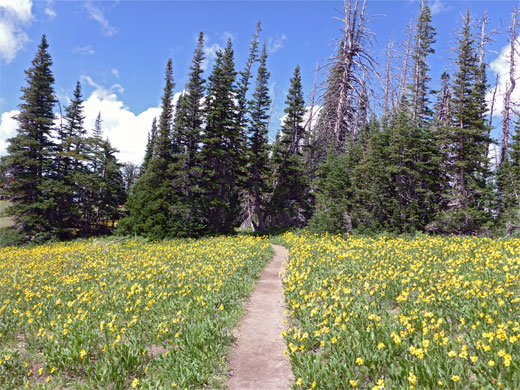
[
  {"xmin": 281, "ymin": 233, "xmax": 520, "ymax": 390},
  {"xmin": 0, "ymin": 236, "xmax": 272, "ymax": 389}
]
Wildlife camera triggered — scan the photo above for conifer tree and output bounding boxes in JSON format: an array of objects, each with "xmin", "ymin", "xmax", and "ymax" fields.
[
  {"xmin": 55, "ymin": 81, "xmax": 86, "ymax": 237},
  {"xmin": 171, "ymin": 32, "xmax": 207, "ymax": 235},
  {"xmin": 3, "ymin": 35, "xmax": 58, "ymax": 242},
  {"xmin": 270, "ymin": 65, "xmax": 310, "ymax": 228},
  {"xmin": 409, "ymin": 0, "xmax": 436, "ymax": 127},
  {"xmin": 497, "ymin": 117, "xmax": 520, "ymax": 229},
  {"xmin": 141, "ymin": 117, "xmax": 157, "ymax": 175},
  {"xmin": 246, "ymin": 44, "xmax": 271, "ymax": 231},
  {"xmin": 95, "ymin": 140, "xmax": 126, "ymax": 233},
  {"xmin": 200, "ymin": 39, "xmax": 241, "ymax": 234},
  {"xmin": 435, "ymin": 10, "xmax": 492, "ymax": 234},
  {"xmin": 118, "ymin": 59, "xmax": 177, "ymax": 238},
  {"xmin": 237, "ymin": 22, "xmax": 261, "ymax": 141}
]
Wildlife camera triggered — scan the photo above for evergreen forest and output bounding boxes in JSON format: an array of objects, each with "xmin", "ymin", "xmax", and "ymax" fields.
[{"xmin": 2, "ymin": 0, "xmax": 520, "ymax": 245}]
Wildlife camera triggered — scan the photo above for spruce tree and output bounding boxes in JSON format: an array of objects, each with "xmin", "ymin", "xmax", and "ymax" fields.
[
  {"xmin": 497, "ymin": 117, "xmax": 520, "ymax": 230},
  {"xmin": 118, "ymin": 59, "xmax": 177, "ymax": 239},
  {"xmin": 237, "ymin": 22, "xmax": 261, "ymax": 142},
  {"xmin": 436, "ymin": 10, "xmax": 492, "ymax": 234},
  {"xmin": 246, "ymin": 44, "xmax": 271, "ymax": 231},
  {"xmin": 3, "ymin": 35, "xmax": 58, "ymax": 242},
  {"xmin": 409, "ymin": 0, "xmax": 436, "ymax": 127},
  {"xmin": 171, "ymin": 32, "xmax": 207, "ymax": 235},
  {"xmin": 96, "ymin": 140, "xmax": 126, "ymax": 233},
  {"xmin": 141, "ymin": 117, "xmax": 157, "ymax": 175},
  {"xmin": 200, "ymin": 39, "xmax": 241, "ymax": 234},
  {"xmin": 55, "ymin": 81, "xmax": 86, "ymax": 237},
  {"xmin": 270, "ymin": 65, "xmax": 310, "ymax": 228}
]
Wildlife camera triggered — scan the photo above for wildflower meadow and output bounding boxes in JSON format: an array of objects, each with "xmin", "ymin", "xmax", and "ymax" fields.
[
  {"xmin": 0, "ymin": 236, "xmax": 272, "ymax": 389},
  {"xmin": 281, "ymin": 232, "xmax": 520, "ymax": 390}
]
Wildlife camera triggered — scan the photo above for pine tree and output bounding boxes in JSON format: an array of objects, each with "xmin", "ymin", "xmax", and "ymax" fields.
[
  {"xmin": 409, "ymin": 0, "xmax": 436, "ymax": 127},
  {"xmin": 171, "ymin": 32, "xmax": 207, "ymax": 235},
  {"xmin": 435, "ymin": 10, "xmax": 492, "ymax": 234},
  {"xmin": 96, "ymin": 140, "xmax": 126, "ymax": 233},
  {"xmin": 141, "ymin": 117, "xmax": 157, "ymax": 175},
  {"xmin": 54, "ymin": 81, "xmax": 86, "ymax": 237},
  {"xmin": 246, "ymin": 44, "xmax": 271, "ymax": 231},
  {"xmin": 270, "ymin": 65, "xmax": 310, "ymax": 228},
  {"xmin": 237, "ymin": 22, "xmax": 261, "ymax": 140},
  {"xmin": 497, "ymin": 117, "xmax": 520, "ymax": 230},
  {"xmin": 122, "ymin": 162, "xmax": 140, "ymax": 193},
  {"xmin": 200, "ymin": 39, "xmax": 241, "ymax": 234},
  {"xmin": 118, "ymin": 59, "xmax": 177, "ymax": 239},
  {"xmin": 3, "ymin": 35, "xmax": 58, "ymax": 242}
]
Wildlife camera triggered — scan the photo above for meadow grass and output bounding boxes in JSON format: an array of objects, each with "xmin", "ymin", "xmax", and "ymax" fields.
[
  {"xmin": 0, "ymin": 200, "xmax": 11, "ymax": 229},
  {"xmin": 0, "ymin": 235, "xmax": 272, "ymax": 389},
  {"xmin": 281, "ymin": 232, "xmax": 520, "ymax": 390}
]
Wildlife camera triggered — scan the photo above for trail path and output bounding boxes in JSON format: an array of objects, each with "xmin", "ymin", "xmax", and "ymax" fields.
[{"xmin": 227, "ymin": 244, "xmax": 293, "ymax": 390}]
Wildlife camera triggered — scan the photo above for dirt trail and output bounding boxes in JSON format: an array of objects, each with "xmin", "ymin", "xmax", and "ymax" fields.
[{"xmin": 227, "ymin": 244, "xmax": 293, "ymax": 390}]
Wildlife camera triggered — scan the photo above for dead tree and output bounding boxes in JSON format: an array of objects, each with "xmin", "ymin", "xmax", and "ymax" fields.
[
  {"xmin": 314, "ymin": 0, "xmax": 375, "ymax": 160},
  {"xmin": 501, "ymin": 8, "xmax": 520, "ymax": 167},
  {"xmin": 398, "ymin": 18, "xmax": 413, "ymax": 103},
  {"xmin": 383, "ymin": 40, "xmax": 393, "ymax": 118},
  {"xmin": 434, "ymin": 72, "xmax": 451, "ymax": 125}
]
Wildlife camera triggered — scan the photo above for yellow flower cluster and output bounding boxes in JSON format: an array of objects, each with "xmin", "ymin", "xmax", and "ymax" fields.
[
  {"xmin": 0, "ymin": 236, "xmax": 272, "ymax": 389},
  {"xmin": 281, "ymin": 232, "xmax": 520, "ymax": 389}
]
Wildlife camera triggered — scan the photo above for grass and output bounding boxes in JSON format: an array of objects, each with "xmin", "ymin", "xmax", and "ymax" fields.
[
  {"xmin": 0, "ymin": 235, "xmax": 273, "ymax": 389},
  {"xmin": 281, "ymin": 232, "xmax": 520, "ymax": 390},
  {"xmin": 0, "ymin": 201, "xmax": 11, "ymax": 229}
]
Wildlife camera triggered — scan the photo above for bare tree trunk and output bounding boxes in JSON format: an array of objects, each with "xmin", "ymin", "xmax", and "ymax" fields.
[
  {"xmin": 383, "ymin": 40, "xmax": 393, "ymax": 118},
  {"xmin": 489, "ymin": 74, "xmax": 499, "ymax": 126},
  {"xmin": 486, "ymin": 74, "xmax": 499, "ymax": 166},
  {"xmin": 304, "ymin": 62, "xmax": 319, "ymax": 150},
  {"xmin": 398, "ymin": 18, "xmax": 413, "ymax": 103},
  {"xmin": 501, "ymin": 8, "xmax": 519, "ymax": 167},
  {"xmin": 411, "ymin": 0, "xmax": 425, "ymax": 123}
]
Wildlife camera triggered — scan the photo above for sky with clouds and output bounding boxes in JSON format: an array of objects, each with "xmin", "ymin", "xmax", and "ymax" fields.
[{"xmin": 0, "ymin": 0, "xmax": 519, "ymax": 164}]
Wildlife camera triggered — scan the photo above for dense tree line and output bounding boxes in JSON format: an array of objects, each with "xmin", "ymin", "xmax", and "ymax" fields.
[
  {"xmin": 3, "ymin": 1, "xmax": 520, "ymax": 244},
  {"xmin": 310, "ymin": 1, "xmax": 519, "ymax": 236},
  {"xmin": 118, "ymin": 26, "xmax": 313, "ymax": 239},
  {"xmin": 1, "ymin": 36, "xmax": 126, "ymax": 244}
]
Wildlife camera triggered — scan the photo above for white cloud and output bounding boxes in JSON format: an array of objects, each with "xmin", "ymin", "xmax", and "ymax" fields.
[
  {"xmin": 80, "ymin": 78, "xmax": 160, "ymax": 164},
  {"xmin": 73, "ymin": 44, "xmax": 95, "ymax": 55},
  {"xmin": 487, "ymin": 36, "xmax": 520, "ymax": 118},
  {"xmin": 44, "ymin": 0, "xmax": 56, "ymax": 19},
  {"xmin": 0, "ymin": 0, "xmax": 33, "ymax": 63},
  {"xmin": 267, "ymin": 34, "xmax": 287, "ymax": 55},
  {"xmin": 111, "ymin": 68, "xmax": 119, "ymax": 78},
  {"xmin": 220, "ymin": 31, "xmax": 235, "ymax": 43},
  {"xmin": 431, "ymin": 0, "xmax": 451, "ymax": 16},
  {"xmin": 80, "ymin": 77, "xmax": 185, "ymax": 164},
  {"xmin": 84, "ymin": 2, "xmax": 117, "ymax": 37},
  {"xmin": 202, "ymin": 42, "xmax": 223, "ymax": 71},
  {"xmin": 0, "ymin": 110, "xmax": 19, "ymax": 156}
]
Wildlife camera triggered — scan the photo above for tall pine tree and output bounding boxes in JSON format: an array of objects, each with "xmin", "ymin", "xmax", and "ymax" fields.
[
  {"xmin": 4, "ymin": 35, "xmax": 58, "ymax": 242},
  {"xmin": 246, "ymin": 44, "xmax": 271, "ymax": 231},
  {"xmin": 270, "ymin": 65, "xmax": 310, "ymax": 228},
  {"xmin": 435, "ymin": 10, "xmax": 492, "ymax": 234},
  {"xmin": 200, "ymin": 39, "xmax": 241, "ymax": 234},
  {"xmin": 141, "ymin": 117, "xmax": 157, "ymax": 175},
  {"xmin": 54, "ymin": 81, "xmax": 86, "ymax": 238},
  {"xmin": 172, "ymin": 32, "xmax": 207, "ymax": 235},
  {"xmin": 118, "ymin": 59, "xmax": 177, "ymax": 239}
]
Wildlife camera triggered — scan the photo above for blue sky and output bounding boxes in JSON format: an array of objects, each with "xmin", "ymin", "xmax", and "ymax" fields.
[{"xmin": 1, "ymin": 0, "xmax": 519, "ymax": 164}]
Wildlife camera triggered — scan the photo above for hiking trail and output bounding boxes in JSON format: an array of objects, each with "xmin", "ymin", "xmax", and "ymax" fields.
[{"xmin": 227, "ymin": 244, "xmax": 293, "ymax": 390}]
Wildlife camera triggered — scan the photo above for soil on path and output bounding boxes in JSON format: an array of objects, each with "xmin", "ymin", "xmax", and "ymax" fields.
[{"xmin": 227, "ymin": 244, "xmax": 294, "ymax": 390}]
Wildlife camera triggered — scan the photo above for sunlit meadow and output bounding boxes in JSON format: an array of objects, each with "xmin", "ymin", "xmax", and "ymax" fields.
[
  {"xmin": 281, "ymin": 232, "xmax": 520, "ymax": 390},
  {"xmin": 0, "ymin": 236, "xmax": 272, "ymax": 389}
]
